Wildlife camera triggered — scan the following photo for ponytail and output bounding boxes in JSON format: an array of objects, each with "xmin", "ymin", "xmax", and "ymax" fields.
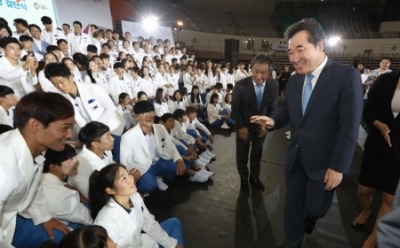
[{"xmin": 88, "ymin": 163, "xmax": 126, "ymax": 220}]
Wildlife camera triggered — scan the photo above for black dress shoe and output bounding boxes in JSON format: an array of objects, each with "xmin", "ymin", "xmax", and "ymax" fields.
[
  {"xmin": 352, "ymin": 213, "xmax": 373, "ymax": 229},
  {"xmin": 249, "ymin": 177, "xmax": 265, "ymax": 191},
  {"xmin": 304, "ymin": 217, "xmax": 316, "ymax": 234},
  {"xmin": 241, "ymin": 181, "xmax": 249, "ymax": 192}
]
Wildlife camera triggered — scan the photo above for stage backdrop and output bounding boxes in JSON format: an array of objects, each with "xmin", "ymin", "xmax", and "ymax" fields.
[{"xmin": 121, "ymin": 20, "xmax": 174, "ymax": 44}]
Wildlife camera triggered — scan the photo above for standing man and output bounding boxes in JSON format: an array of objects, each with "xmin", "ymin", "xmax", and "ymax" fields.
[
  {"xmin": 40, "ymin": 16, "xmax": 66, "ymax": 46},
  {"xmin": 231, "ymin": 54, "xmax": 278, "ymax": 192},
  {"xmin": 0, "ymin": 92, "xmax": 75, "ymax": 247},
  {"xmin": 67, "ymin": 21, "xmax": 92, "ymax": 56},
  {"xmin": 250, "ymin": 18, "xmax": 363, "ymax": 247}
]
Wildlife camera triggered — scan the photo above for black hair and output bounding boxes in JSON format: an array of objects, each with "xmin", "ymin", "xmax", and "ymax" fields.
[
  {"xmin": 0, "ymin": 37, "xmax": 21, "ymax": 49},
  {"xmin": 89, "ymin": 163, "xmax": 126, "ymax": 219},
  {"xmin": 13, "ymin": 18, "xmax": 28, "ymax": 27},
  {"xmin": 73, "ymin": 21, "xmax": 82, "ymax": 28},
  {"xmin": 224, "ymin": 92, "xmax": 232, "ymax": 103},
  {"xmin": 210, "ymin": 93, "xmax": 219, "ymax": 104},
  {"xmin": 14, "ymin": 92, "xmax": 74, "ymax": 129},
  {"xmin": 161, "ymin": 113, "xmax": 174, "ymax": 123},
  {"xmin": 153, "ymin": 116, "xmax": 162, "ymax": 124},
  {"xmin": 41, "ymin": 16, "xmax": 52, "ymax": 24},
  {"xmin": 0, "ymin": 85, "xmax": 15, "ymax": 97},
  {"xmin": 227, "ymin": 83, "xmax": 234, "ymax": 90},
  {"xmin": 73, "ymin": 52, "xmax": 88, "ymax": 67},
  {"xmin": 119, "ymin": 92, "xmax": 129, "ymax": 103},
  {"xmin": 87, "ymin": 44, "xmax": 98, "ymax": 54},
  {"xmin": 43, "ymin": 144, "xmax": 77, "ymax": 173},
  {"xmin": 57, "ymin": 39, "xmax": 68, "ymax": 46},
  {"xmin": 28, "ymin": 24, "xmax": 41, "ymax": 33},
  {"xmin": 172, "ymin": 90, "xmax": 184, "ymax": 102},
  {"xmin": 190, "ymin": 85, "xmax": 200, "ymax": 104},
  {"xmin": 78, "ymin": 121, "xmax": 110, "ymax": 149},
  {"xmin": 215, "ymin": 82, "xmax": 223, "ymax": 91},
  {"xmin": 284, "ymin": 18, "xmax": 326, "ymax": 47},
  {"xmin": 45, "ymin": 62, "xmax": 72, "ymax": 79},
  {"xmin": 173, "ymin": 109, "xmax": 185, "ymax": 120},
  {"xmin": 185, "ymin": 106, "xmax": 197, "ymax": 114},
  {"xmin": 90, "ymin": 24, "xmax": 98, "ymax": 30},
  {"xmin": 62, "ymin": 23, "xmax": 70, "ymax": 29},
  {"xmin": 137, "ymin": 91, "xmax": 147, "ymax": 100},
  {"xmin": 43, "ymin": 52, "xmax": 59, "ymax": 64},
  {"xmin": 19, "ymin": 35, "xmax": 33, "ymax": 43},
  {"xmin": 133, "ymin": 100, "xmax": 154, "ymax": 114},
  {"xmin": 154, "ymin": 88, "xmax": 164, "ymax": 105},
  {"xmin": 59, "ymin": 225, "xmax": 109, "ymax": 248},
  {"xmin": 86, "ymin": 61, "xmax": 97, "ymax": 84}
]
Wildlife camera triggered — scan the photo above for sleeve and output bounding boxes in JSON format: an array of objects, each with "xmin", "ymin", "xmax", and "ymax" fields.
[
  {"xmin": 139, "ymin": 197, "xmax": 177, "ymax": 248},
  {"xmin": 94, "ymin": 85, "xmax": 118, "ymax": 124},
  {"xmin": 56, "ymin": 189, "xmax": 92, "ymax": 225},
  {"xmin": 231, "ymin": 82, "xmax": 245, "ymax": 129},
  {"xmin": 194, "ymin": 118, "xmax": 211, "ymax": 136},
  {"xmin": 207, "ymin": 104, "xmax": 222, "ymax": 121},
  {"xmin": 161, "ymin": 126, "xmax": 181, "ymax": 162},
  {"xmin": 27, "ymin": 187, "xmax": 52, "ymax": 225},
  {"xmin": 329, "ymin": 68, "xmax": 364, "ymax": 173},
  {"xmin": 0, "ymin": 64, "xmax": 25, "ymax": 81}
]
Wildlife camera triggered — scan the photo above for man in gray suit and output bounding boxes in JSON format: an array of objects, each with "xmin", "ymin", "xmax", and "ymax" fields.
[
  {"xmin": 232, "ymin": 54, "xmax": 278, "ymax": 192},
  {"xmin": 251, "ymin": 18, "xmax": 363, "ymax": 247}
]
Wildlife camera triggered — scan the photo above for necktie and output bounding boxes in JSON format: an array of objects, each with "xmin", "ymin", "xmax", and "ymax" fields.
[
  {"xmin": 256, "ymin": 84, "xmax": 264, "ymax": 110},
  {"xmin": 302, "ymin": 73, "xmax": 314, "ymax": 115}
]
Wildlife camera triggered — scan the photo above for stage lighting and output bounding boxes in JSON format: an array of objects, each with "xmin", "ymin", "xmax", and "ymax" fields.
[
  {"xmin": 142, "ymin": 16, "xmax": 159, "ymax": 31},
  {"xmin": 327, "ymin": 36, "xmax": 342, "ymax": 47}
]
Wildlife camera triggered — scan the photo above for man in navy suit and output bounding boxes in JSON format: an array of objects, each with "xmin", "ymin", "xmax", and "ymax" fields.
[
  {"xmin": 251, "ymin": 18, "xmax": 363, "ymax": 247},
  {"xmin": 232, "ymin": 54, "xmax": 278, "ymax": 192}
]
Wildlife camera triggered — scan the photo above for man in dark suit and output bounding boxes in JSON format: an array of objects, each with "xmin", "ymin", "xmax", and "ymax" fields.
[
  {"xmin": 251, "ymin": 18, "xmax": 363, "ymax": 247},
  {"xmin": 231, "ymin": 54, "xmax": 278, "ymax": 192}
]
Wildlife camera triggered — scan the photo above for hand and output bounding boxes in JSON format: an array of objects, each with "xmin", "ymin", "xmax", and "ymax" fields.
[
  {"xmin": 208, "ymin": 134, "xmax": 214, "ymax": 143},
  {"xmin": 22, "ymin": 55, "xmax": 35, "ymax": 70},
  {"xmin": 324, "ymin": 168, "xmax": 343, "ymax": 191},
  {"xmin": 187, "ymin": 145, "xmax": 197, "ymax": 157},
  {"xmin": 42, "ymin": 218, "xmax": 70, "ymax": 239},
  {"xmin": 72, "ymin": 141, "xmax": 83, "ymax": 149},
  {"xmin": 250, "ymin": 115, "xmax": 275, "ymax": 128},
  {"xmin": 258, "ymin": 126, "xmax": 267, "ymax": 138},
  {"xmin": 238, "ymin": 127, "xmax": 249, "ymax": 140},
  {"xmin": 129, "ymin": 168, "xmax": 141, "ymax": 182},
  {"xmin": 373, "ymin": 120, "xmax": 392, "ymax": 147},
  {"xmin": 176, "ymin": 159, "xmax": 185, "ymax": 176}
]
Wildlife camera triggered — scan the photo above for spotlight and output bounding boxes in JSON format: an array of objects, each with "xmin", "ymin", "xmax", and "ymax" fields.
[
  {"xmin": 142, "ymin": 16, "xmax": 159, "ymax": 31},
  {"xmin": 327, "ymin": 36, "xmax": 342, "ymax": 47}
]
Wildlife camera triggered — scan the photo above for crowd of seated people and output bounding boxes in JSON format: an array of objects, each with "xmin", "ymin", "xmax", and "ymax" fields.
[{"xmin": 0, "ymin": 15, "xmax": 249, "ymax": 248}]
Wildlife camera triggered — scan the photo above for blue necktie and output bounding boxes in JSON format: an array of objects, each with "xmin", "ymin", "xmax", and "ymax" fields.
[
  {"xmin": 302, "ymin": 73, "xmax": 314, "ymax": 115},
  {"xmin": 256, "ymin": 84, "xmax": 263, "ymax": 110}
]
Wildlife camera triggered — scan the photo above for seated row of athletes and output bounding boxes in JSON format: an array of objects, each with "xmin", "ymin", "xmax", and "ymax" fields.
[{"xmin": 1, "ymin": 91, "xmax": 187, "ymax": 247}]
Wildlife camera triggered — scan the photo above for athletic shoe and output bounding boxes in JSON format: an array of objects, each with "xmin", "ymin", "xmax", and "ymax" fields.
[
  {"xmin": 156, "ymin": 177, "xmax": 168, "ymax": 191},
  {"xmin": 198, "ymin": 168, "xmax": 214, "ymax": 177},
  {"xmin": 189, "ymin": 172, "xmax": 209, "ymax": 183}
]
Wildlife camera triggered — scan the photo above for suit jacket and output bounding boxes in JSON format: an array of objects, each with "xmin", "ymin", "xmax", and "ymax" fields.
[
  {"xmin": 231, "ymin": 76, "xmax": 279, "ymax": 134},
  {"xmin": 363, "ymin": 71, "xmax": 400, "ymax": 161},
  {"xmin": 272, "ymin": 58, "xmax": 363, "ymax": 180},
  {"xmin": 33, "ymin": 39, "xmax": 49, "ymax": 55}
]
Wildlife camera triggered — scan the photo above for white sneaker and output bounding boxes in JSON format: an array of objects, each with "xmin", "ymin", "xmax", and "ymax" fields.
[
  {"xmin": 189, "ymin": 172, "xmax": 208, "ymax": 183},
  {"xmin": 199, "ymin": 154, "xmax": 211, "ymax": 165},
  {"xmin": 156, "ymin": 178, "xmax": 168, "ymax": 191},
  {"xmin": 221, "ymin": 121, "xmax": 230, "ymax": 129},
  {"xmin": 204, "ymin": 149, "xmax": 216, "ymax": 158},
  {"xmin": 195, "ymin": 159, "xmax": 206, "ymax": 168},
  {"xmin": 198, "ymin": 168, "xmax": 214, "ymax": 177}
]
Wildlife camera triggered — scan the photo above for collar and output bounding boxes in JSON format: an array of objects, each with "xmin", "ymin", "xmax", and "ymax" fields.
[
  {"xmin": 252, "ymin": 81, "xmax": 266, "ymax": 87},
  {"xmin": 142, "ymin": 127, "xmax": 154, "ymax": 136},
  {"xmin": 114, "ymin": 198, "xmax": 133, "ymax": 214},
  {"xmin": 69, "ymin": 88, "xmax": 80, "ymax": 99},
  {"xmin": 309, "ymin": 55, "xmax": 328, "ymax": 79}
]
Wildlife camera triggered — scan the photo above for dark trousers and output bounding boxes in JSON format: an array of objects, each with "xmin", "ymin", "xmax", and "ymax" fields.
[
  {"xmin": 284, "ymin": 154, "xmax": 335, "ymax": 247},
  {"xmin": 235, "ymin": 132, "xmax": 266, "ymax": 181}
]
